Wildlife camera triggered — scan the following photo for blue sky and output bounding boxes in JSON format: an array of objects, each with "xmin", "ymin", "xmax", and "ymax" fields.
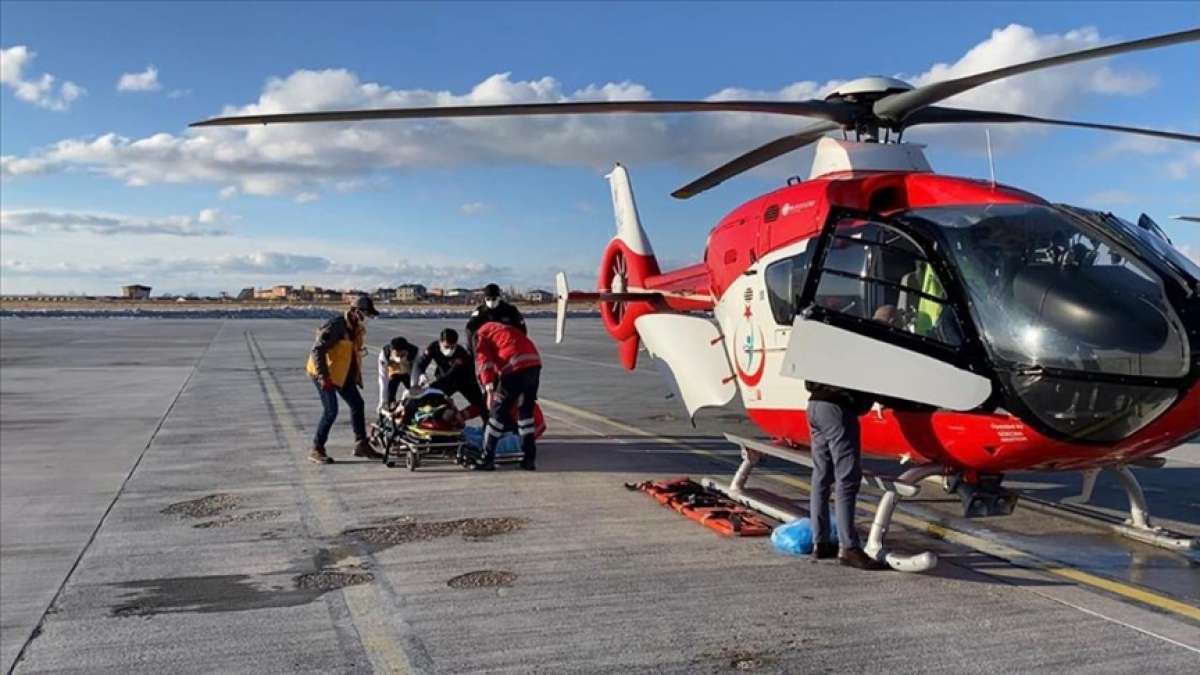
[{"xmin": 1, "ymin": 1, "xmax": 1197, "ymax": 295}]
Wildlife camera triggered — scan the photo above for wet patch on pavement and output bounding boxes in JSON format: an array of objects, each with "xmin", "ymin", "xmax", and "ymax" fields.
[
  {"xmin": 110, "ymin": 574, "xmax": 320, "ymax": 617},
  {"xmin": 447, "ymin": 570, "xmax": 517, "ymax": 589},
  {"xmin": 108, "ymin": 547, "xmax": 372, "ymax": 617},
  {"xmin": 193, "ymin": 509, "xmax": 283, "ymax": 528},
  {"xmin": 161, "ymin": 493, "xmax": 239, "ymax": 519},
  {"xmin": 342, "ymin": 516, "xmax": 527, "ymax": 553}
]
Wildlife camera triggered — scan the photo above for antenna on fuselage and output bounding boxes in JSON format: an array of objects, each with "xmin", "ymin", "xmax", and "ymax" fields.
[{"xmin": 985, "ymin": 128, "xmax": 996, "ymax": 188}]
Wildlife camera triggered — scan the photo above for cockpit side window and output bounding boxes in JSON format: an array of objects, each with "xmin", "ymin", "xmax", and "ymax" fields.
[
  {"xmin": 765, "ymin": 250, "xmax": 811, "ymax": 325},
  {"xmin": 813, "ymin": 218, "xmax": 963, "ymax": 346}
]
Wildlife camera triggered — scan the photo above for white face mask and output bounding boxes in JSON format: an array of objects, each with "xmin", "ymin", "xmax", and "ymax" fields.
[
  {"xmin": 440, "ymin": 344, "xmax": 456, "ymax": 357},
  {"xmin": 484, "ymin": 298, "xmax": 500, "ymax": 309}
]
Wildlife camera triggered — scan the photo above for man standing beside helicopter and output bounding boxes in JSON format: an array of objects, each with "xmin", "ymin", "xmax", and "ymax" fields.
[{"xmin": 806, "ymin": 382, "xmax": 886, "ymax": 571}]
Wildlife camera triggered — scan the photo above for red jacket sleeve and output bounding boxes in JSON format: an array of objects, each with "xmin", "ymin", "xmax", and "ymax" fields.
[{"xmin": 475, "ymin": 333, "xmax": 500, "ymax": 387}]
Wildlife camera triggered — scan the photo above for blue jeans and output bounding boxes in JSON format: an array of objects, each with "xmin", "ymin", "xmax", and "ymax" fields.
[
  {"xmin": 808, "ymin": 399, "xmax": 863, "ymax": 550},
  {"xmin": 313, "ymin": 378, "xmax": 366, "ymax": 449}
]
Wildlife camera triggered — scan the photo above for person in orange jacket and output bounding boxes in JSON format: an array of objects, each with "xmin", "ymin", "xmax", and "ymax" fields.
[
  {"xmin": 473, "ymin": 321, "xmax": 542, "ymax": 471},
  {"xmin": 305, "ymin": 295, "xmax": 381, "ymax": 464}
]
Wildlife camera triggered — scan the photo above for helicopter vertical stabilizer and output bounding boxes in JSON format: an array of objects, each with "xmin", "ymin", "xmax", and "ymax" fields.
[
  {"xmin": 599, "ymin": 164, "xmax": 662, "ymax": 370},
  {"xmin": 607, "ymin": 163, "xmax": 655, "ymax": 257}
]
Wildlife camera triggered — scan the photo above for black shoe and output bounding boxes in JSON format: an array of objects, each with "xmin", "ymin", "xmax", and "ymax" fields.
[
  {"xmin": 519, "ymin": 462, "xmax": 536, "ymax": 471},
  {"xmin": 813, "ymin": 542, "xmax": 838, "ymax": 560},
  {"xmin": 838, "ymin": 547, "xmax": 887, "ymax": 571},
  {"xmin": 352, "ymin": 440, "xmax": 383, "ymax": 461},
  {"xmin": 469, "ymin": 462, "xmax": 495, "ymax": 471}
]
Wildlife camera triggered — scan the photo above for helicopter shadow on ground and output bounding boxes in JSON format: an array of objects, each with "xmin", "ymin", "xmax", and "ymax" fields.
[{"xmin": 1011, "ymin": 466, "xmax": 1200, "ymax": 527}]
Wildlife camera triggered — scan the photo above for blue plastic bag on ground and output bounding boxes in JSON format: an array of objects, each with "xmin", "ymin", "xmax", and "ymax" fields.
[
  {"xmin": 770, "ymin": 518, "xmax": 839, "ymax": 556},
  {"xmin": 462, "ymin": 426, "xmax": 523, "ymax": 457}
]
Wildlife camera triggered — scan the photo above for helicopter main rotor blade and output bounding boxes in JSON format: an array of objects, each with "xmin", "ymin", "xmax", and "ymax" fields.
[
  {"xmin": 874, "ymin": 27, "xmax": 1200, "ymax": 122},
  {"xmin": 671, "ymin": 120, "xmax": 841, "ymax": 200},
  {"xmin": 1173, "ymin": 215, "xmax": 1200, "ymax": 223},
  {"xmin": 190, "ymin": 99, "xmax": 852, "ymax": 128},
  {"xmin": 905, "ymin": 106, "xmax": 1200, "ymax": 143}
]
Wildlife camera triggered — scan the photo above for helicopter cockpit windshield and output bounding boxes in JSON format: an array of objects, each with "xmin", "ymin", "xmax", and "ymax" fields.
[{"xmin": 895, "ymin": 203, "xmax": 1192, "ymax": 442}]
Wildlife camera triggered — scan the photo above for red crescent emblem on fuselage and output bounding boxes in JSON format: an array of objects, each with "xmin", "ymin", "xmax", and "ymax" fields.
[{"xmin": 734, "ymin": 304, "xmax": 766, "ymax": 387}]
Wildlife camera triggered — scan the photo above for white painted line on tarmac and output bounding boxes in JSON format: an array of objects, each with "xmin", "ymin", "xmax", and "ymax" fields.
[{"xmin": 246, "ymin": 332, "xmax": 432, "ymax": 675}]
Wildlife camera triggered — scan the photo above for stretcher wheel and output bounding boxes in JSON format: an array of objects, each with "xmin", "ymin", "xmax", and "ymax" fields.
[{"xmin": 406, "ymin": 452, "xmax": 419, "ymax": 471}]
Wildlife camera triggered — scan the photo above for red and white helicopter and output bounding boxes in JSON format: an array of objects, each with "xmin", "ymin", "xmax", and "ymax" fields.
[{"xmin": 196, "ymin": 27, "xmax": 1200, "ymax": 570}]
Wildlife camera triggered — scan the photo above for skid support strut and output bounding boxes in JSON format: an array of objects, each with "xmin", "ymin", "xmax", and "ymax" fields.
[
  {"xmin": 704, "ymin": 434, "xmax": 941, "ymax": 572},
  {"xmin": 1064, "ymin": 464, "xmax": 1197, "ymax": 551}
]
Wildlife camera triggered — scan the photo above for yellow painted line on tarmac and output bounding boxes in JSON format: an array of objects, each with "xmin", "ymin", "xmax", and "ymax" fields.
[
  {"xmin": 539, "ymin": 397, "xmax": 1200, "ymax": 625},
  {"xmin": 246, "ymin": 332, "xmax": 418, "ymax": 675}
]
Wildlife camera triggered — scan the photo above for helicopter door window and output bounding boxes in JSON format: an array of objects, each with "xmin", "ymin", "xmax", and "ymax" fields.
[
  {"xmin": 814, "ymin": 218, "xmax": 963, "ymax": 346},
  {"xmin": 764, "ymin": 251, "xmax": 811, "ymax": 325}
]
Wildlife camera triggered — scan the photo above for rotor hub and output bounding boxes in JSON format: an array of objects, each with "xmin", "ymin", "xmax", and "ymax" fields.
[{"xmin": 825, "ymin": 77, "xmax": 914, "ymax": 103}]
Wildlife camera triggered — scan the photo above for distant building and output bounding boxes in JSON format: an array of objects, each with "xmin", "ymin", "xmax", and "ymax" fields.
[
  {"xmin": 371, "ymin": 288, "xmax": 396, "ymax": 302},
  {"xmin": 270, "ymin": 285, "xmax": 292, "ymax": 298},
  {"xmin": 395, "ymin": 284, "xmax": 428, "ymax": 302},
  {"xmin": 236, "ymin": 287, "xmax": 255, "ymax": 301},
  {"xmin": 341, "ymin": 291, "xmax": 366, "ymax": 303},
  {"xmin": 253, "ymin": 288, "xmax": 276, "ymax": 300},
  {"xmin": 524, "ymin": 289, "xmax": 553, "ymax": 303},
  {"xmin": 121, "ymin": 284, "xmax": 152, "ymax": 299},
  {"xmin": 318, "ymin": 289, "xmax": 341, "ymax": 302},
  {"xmin": 427, "ymin": 287, "xmax": 445, "ymax": 297}
]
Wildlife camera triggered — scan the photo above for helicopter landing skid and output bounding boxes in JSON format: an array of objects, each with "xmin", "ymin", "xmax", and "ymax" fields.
[
  {"xmin": 1060, "ymin": 464, "xmax": 1198, "ymax": 552},
  {"xmin": 704, "ymin": 433, "xmax": 941, "ymax": 573}
]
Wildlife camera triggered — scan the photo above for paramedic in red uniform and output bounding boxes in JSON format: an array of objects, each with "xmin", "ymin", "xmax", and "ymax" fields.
[{"xmin": 473, "ymin": 321, "xmax": 542, "ymax": 471}]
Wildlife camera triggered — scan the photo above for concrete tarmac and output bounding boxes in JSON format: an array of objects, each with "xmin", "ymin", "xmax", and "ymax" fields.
[{"xmin": 1, "ymin": 317, "xmax": 1197, "ymax": 674}]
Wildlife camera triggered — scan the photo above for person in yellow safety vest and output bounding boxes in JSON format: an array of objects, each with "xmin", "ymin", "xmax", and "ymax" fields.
[{"xmin": 305, "ymin": 295, "xmax": 381, "ymax": 464}]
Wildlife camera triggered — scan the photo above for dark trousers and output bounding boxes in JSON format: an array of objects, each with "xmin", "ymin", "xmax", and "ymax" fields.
[
  {"xmin": 313, "ymin": 378, "xmax": 366, "ymax": 449},
  {"xmin": 482, "ymin": 367, "xmax": 540, "ymax": 466},
  {"xmin": 808, "ymin": 399, "xmax": 863, "ymax": 550},
  {"xmin": 385, "ymin": 375, "xmax": 405, "ymax": 408}
]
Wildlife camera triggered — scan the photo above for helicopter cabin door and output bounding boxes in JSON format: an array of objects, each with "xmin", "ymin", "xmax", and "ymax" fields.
[{"xmin": 779, "ymin": 211, "xmax": 992, "ymax": 411}]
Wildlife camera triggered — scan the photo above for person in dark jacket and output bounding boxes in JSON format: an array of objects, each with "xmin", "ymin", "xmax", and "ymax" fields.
[
  {"xmin": 377, "ymin": 336, "xmax": 418, "ymax": 412},
  {"xmin": 306, "ymin": 295, "xmax": 382, "ymax": 464},
  {"xmin": 465, "ymin": 283, "xmax": 525, "ymax": 350},
  {"xmin": 409, "ymin": 328, "xmax": 487, "ymax": 421},
  {"xmin": 805, "ymin": 382, "xmax": 885, "ymax": 570}
]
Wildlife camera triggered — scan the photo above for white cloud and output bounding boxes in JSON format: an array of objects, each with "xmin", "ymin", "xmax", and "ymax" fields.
[
  {"xmin": 459, "ymin": 201, "xmax": 488, "ymax": 215},
  {"xmin": 117, "ymin": 65, "xmax": 161, "ymax": 92},
  {"xmin": 0, "ymin": 252, "xmax": 517, "ymax": 292},
  {"xmin": 167, "ymin": 89, "xmax": 191, "ymax": 99},
  {"xmin": 0, "ymin": 208, "xmax": 230, "ymax": 237},
  {"xmin": 294, "ymin": 191, "xmax": 319, "ymax": 204},
  {"xmin": 0, "ymin": 25, "xmax": 1175, "ymax": 195},
  {"xmin": 1165, "ymin": 149, "xmax": 1200, "ymax": 180},
  {"xmin": 0, "ymin": 45, "xmax": 85, "ymax": 110},
  {"xmin": 1084, "ymin": 190, "xmax": 1138, "ymax": 206}
]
